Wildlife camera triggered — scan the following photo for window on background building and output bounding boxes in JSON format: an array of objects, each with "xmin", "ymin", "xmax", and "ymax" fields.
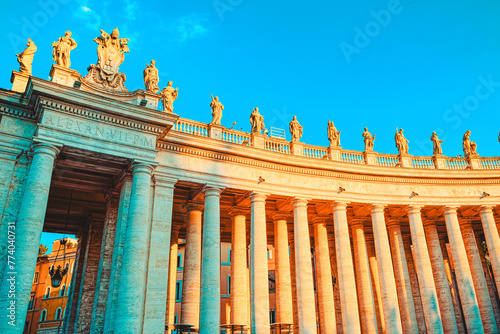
[
  {"xmin": 175, "ymin": 280, "xmax": 182, "ymax": 302},
  {"xmin": 227, "ymin": 275, "xmax": 231, "ymax": 295},
  {"xmin": 48, "ymin": 265, "xmax": 54, "ymax": 277},
  {"xmin": 65, "ymin": 263, "xmax": 69, "ymax": 272},
  {"xmin": 222, "ymin": 248, "xmax": 231, "ymax": 265},
  {"xmin": 40, "ymin": 309, "xmax": 47, "ymax": 322},
  {"xmin": 177, "ymin": 254, "xmax": 182, "ymax": 270},
  {"xmin": 23, "ymin": 321, "xmax": 29, "ymax": 334},
  {"xmin": 55, "ymin": 307, "xmax": 62, "ymax": 320},
  {"xmin": 28, "ymin": 292, "xmax": 35, "ymax": 310},
  {"xmin": 59, "ymin": 284, "xmax": 66, "ymax": 297},
  {"xmin": 267, "ymin": 249, "xmax": 273, "ymax": 260},
  {"xmin": 269, "ymin": 309, "xmax": 276, "ymax": 324},
  {"xmin": 44, "ymin": 287, "xmax": 51, "ymax": 299},
  {"xmin": 33, "ymin": 272, "xmax": 39, "ymax": 284},
  {"xmin": 71, "ymin": 262, "xmax": 75, "ymax": 273},
  {"xmin": 63, "ymin": 308, "xmax": 66, "ymax": 320},
  {"xmin": 174, "ymin": 314, "xmax": 178, "ymax": 324}
]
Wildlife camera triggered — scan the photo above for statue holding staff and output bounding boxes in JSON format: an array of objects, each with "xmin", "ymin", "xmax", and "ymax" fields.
[
  {"xmin": 210, "ymin": 94, "xmax": 224, "ymax": 125},
  {"xmin": 52, "ymin": 31, "xmax": 77, "ymax": 68}
]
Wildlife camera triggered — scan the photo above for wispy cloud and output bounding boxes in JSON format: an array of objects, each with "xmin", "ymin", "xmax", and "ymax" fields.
[
  {"xmin": 73, "ymin": 1, "xmax": 102, "ymax": 31},
  {"xmin": 167, "ymin": 13, "xmax": 210, "ymax": 43},
  {"xmin": 124, "ymin": 0, "xmax": 139, "ymax": 21}
]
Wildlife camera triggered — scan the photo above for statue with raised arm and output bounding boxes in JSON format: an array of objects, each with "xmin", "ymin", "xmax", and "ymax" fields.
[
  {"xmin": 289, "ymin": 116, "xmax": 303, "ymax": 142},
  {"xmin": 395, "ymin": 128, "xmax": 409, "ymax": 155},
  {"xmin": 16, "ymin": 38, "xmax": 37, "ymax": 74},
  {"xmin": 210, "ymin": 95, "xmax": 224, "ymax": 125},
  {"xmin": 250, "ymin": 108, "xmax": 265, "ymax": 134},
  {"xmin": 362, "ymin": 127, "xmax": 375, "ymax": 152},
  {"xmin": 431, "ymin": 132, "xmax": 443, "ymax": 155},
  {"xmin": 327, "ymin": 120, "xmax": 341, "ymax": 147},
  {"xmin": 83, "ymin": 27, "xmax": 130, "ymax": 91},
  {"xmin": 51, "ymin": 31, "xmax": 77, "ymax": 68},
  {"xmin": 463, "ymin": 130, "xmax": 478, "ymax": 157},
  {"xmin": 143, "ymin": 60, "xmax": 160, "ymax": 93},
  {"xmin": 160, "ymin": 81, "xmax": 179, "ymax": 113}
]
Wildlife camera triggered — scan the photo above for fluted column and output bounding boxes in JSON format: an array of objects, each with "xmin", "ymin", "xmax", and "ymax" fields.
[
  {"xmin": 273, "ymin": 212, "xmax": 293, "ymax": 324},
  {"xmin": 228, "ymin": 207, "xmax": 249, "ymax": 325},
  {"xmin": 406, "ymin": 206, "xmax": 444, "ymax": 333},
  {"xmin": 386, "ymin": 220, "xmax": 418, "ymax": 333},
  {"xmin": 351, "ymin": 220, "xmax": 378, "ymax": 333},
  {"xmin": 312, "ymin": 215, "xmax": 336, "ymax": 334},
  {"xmin": 199, "ymin": 186, "xmax": 224, "ymax": 334},
  {"xmin": 422, "ymin": 221, "xmax": 458, "ymax": 333},
  {"xmin": 480, "ymin": 206, "xmax": 500, "ymax": 294},
  {"xmin": 115, "ymin": 162, "xmax": 155, "ymax": 332},
  {"xmin": 181, "ymin": 201, "xmax": 203, "ymax": 328},
  {"xmin": 442, "ymin": 206, "xmax": 483, "ymax": 333},
  {"xmin": 370, "ymin": 204, "xmax": 403, "ymax": 333},
  {"xmin": 0, "ymin": 143, "xmax": 59, "ymax": 334},
  {"xmin": 166, "ymin": 226, "xmax": 179, "ymax": 333},
  {"xmin": 250, "ymin": 192, "xmax": 270, "ymax": 333},
  {"xmin": 460, "ymin": 218, "xmax": 498, "ymax": 333},
  {"xmin": 332, "ymin": 202, "xmax": 361, "ymax": 333},
  {"xmin": 293, "ymin": 198, "xmax": 317, "ymax": 333}
]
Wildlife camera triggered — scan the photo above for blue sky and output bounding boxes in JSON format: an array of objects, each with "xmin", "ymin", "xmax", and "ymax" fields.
[{"xmin": 1, "ymin": 0, "xmax": 499, "ymax": 246}]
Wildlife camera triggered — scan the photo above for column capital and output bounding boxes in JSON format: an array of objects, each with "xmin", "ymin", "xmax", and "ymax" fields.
[
  {"xmin": 104, "ymin": 188, "xmax": 120, "ymax": 202},
  {"xmin": 441, "ymin": 206, "xmax": 459, "ymax": 216},
  {"xmin": 131, "ymin": 160, "xmax": 156, "ymax": 174},
  {"xmin": 422, "ymin": 219, "xmax": 437, "ymax": 228},
  {"xmin": 32, "ymin": 142, "xmax": 61, "ymax": 158},
  {"xmin": 227, "ymin": 206, "xmax": 250, "ymax": 217},
  {"xmin": 349, "ymin": 218, "xmax": 366, "ymax": 228},
  {"xmin": 480, "ymin": 206, "xmax": 494, "ymax": 215},
  {"xmin": 311, "ymin": 215, "xmax": 330, "ymax": 225},
  {"xmin": 153, "ymin": 174, "xmax": 178, "ymax": 188},
  {"xmin": 332, "ymin": 201, "xmax": 349, "ymax": 212},
  {"xmin": 292, "ymin": 197, "xmax": 310, "ymax": 207},
  {"xmin": 184, "ymin": 200, "xmax": 204, "ymax": 212},
  {"xmin": 272, "ymin": 211, "xmax": 291, "ymax": 222},
  {"xmin": 203, "ymin": 185, "xmax": 224, "ymax": 197},
  {"xmin": 406, "ymin": 205, "xmax": 422, "ymax": 215},
  {"xmin": 458, "ymin": 217, "xmax": 474, "ymax": 227},
  {"xmin": 249, "ymin": 192, "xmax": 268, "ymax": 202},
  {"xmin": 386, "ymin": 219, "xmax": 402, "ymax": 228},
  {"xmin": 371, "ymin": 204, "xmax": 387, "ymax": 214}
]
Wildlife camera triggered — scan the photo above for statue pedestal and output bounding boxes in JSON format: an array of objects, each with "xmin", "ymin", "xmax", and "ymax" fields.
[
  {"xmin": 251, "ymin": 133, "xmax": 265, "ymax": 149},
  {"xmin": 364, "ymin": 151, "xmax": 377, "ymax": 165},
  {"xmin": 399, "ymin": 154, "xmax": 412, "ymax": 168},
  {"xmin": 49, "ymin": 64, "xmax": 82, "ymax": 88},
  {"xmin": 433, "ymin": 155, "xmax": 446, "ymax": 169},
  {"xmin": 209, "ymin": 124, "xmax": 224, "ymax": 140},
  {"xmin": 10, "ymin": 71, "xmax": 30, "ymax": 93},
  {"xmin": 467, "ymin": 154, "xmax": 481, "ymax": 169},
  {"xmin": 291, "ymin": 141, "xmax": 304, "ymax": 156},
  {"xmin": 328, "ymin": 146, "xmax": 342, "ymax": 161}
]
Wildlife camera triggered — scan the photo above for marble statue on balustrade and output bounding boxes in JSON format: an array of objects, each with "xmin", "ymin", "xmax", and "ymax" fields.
[
  {"xmin": 463, "ymin": 130, "xmax": 478, "ymax": 157},
  {"xmin": 363, "ymin": 127, "xmax": 375, "ymax": 152},
  {"xmin": 143, "ymin": 60, "xmax": 160, "ymax": 93},
  {"xmin": 395, "ymin": 128, "xmax": 409, "ymax": 155},
  {"xmin": 431, "ymin": 132, "xmax": 443, "ymax": 156},
  {"xmin": 289, "ymin": 116, "xmax": 303, "ymax": 142},
  {"xmin": 210, "ymin": 95, "xmax": 224, "ymax": 125},
  {"xmin": 327, "ymin": 120, "xmax": 341, "ymax": 147},
  {"xmin": 16, "ymin": 38, "xmax": 37, "ymax": 74},
  {"xmin": 83, "ymin": 28, "xmax": 130, "ymax": 91},
  {"xmin": 160, "ymin": 81, "xmax": 179, "ymax": 113},
  {"xmin": 51, "ymin": 31, "xmax": 77, "ymax": 68},
  {"xmin": 250, "ymin": 108, "xmax": 265, "ymax": 134}
]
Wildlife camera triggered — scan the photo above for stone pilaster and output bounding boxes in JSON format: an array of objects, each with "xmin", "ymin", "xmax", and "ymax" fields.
[
  {"xmin": 293, "ymin": 198, "xmax": 317, "ymax": 333},
  {"xmin": 442, "ymin": 206, "xmax": 483, "ymax": 333},
  {"xmin": 115, "ymin": 162, "xmax": 155, "ymax": 332},
  {"xmin": 199, "ymin": 186, "xmax": 224, "ymax": 334},
  {"xmin": 250, "ymin": 192, "xmax": 271, "ymax": 334},
  {"xmin": 0, "ymin": 143, "xmax": 59, "ymax": 334},
  {"xmin": 422, "ymin": 221, "xmax": 459, "ymax": 333},
  {"xmin": 370, "ymin": 204, "xmax": 403, "ymax": 333},
  {"xmin": 181, "ymin": 200, "xmax": 204, "ymax": 328},
  {"xmin": 273, "ymin": 212, "xmax": 293, "ymax": 324},
  {"xmin": 90, "ymin": 189, "xmax": 120, "ymax": 333},
  {"xmin": 75, "ymin": 217, "xmax": 104, "ymax": 334},
  {"xmin": 103, "ymin": 173, "xmax": 132, "ymax": 333},
  {"xmin": 460, "ymin": 218, "xmax": 498, "ymax": 333},
  {"xmin": 332, "ymin": 202, "xmax": 361, "ymax": 333},
  {"xmin": 406, "ymin": 207, "xmax": 444, "ymax": 334},
  {"xmin": 228, "ymin": 207, "xmax": 249, "ymax": 326},
  {"xmin": 480, "ymin": 206, "xmax": 500, "ymax": 295},
  {"xmin": 386, "ymin": 220, "xmax": 418, "ymax": 333},
  {"xmin": 143, "ymin": 176, "xmax": 177, "ymax": 333},
  {"xmin": 351, "ymin": 220, "xmax": 378, "ymax": 334},
  {"xmin": 166, "ymin": 226, "xmax": 180, "ymax": 333},
  {"xmin": 312, "ymin": 215, "xmax": 336, "ymax": 334}
]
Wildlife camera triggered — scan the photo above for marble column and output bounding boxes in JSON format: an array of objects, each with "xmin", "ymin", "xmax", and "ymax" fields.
[
  {"xmin": 460, "ymin": 218, "xmax": 498, "ymax": 333},
  {"xmin": 0, "ymin": 143, "xmax": 59, "ymax": 334},
  {"xmin": 367, "ymin": 238, "xmax": 385, "ymax": 333},
  {"xmin": 312, "ymin": 215, "xmax": 336, "ymax": 334},
  {"xmin": 327, "ymin": 232, "xmax": 343, "ymax": 333},
  {"xmin": 273, "ymin": 212, "xmax": 293, "ymax": 324},
  {"xmin": 288, "ymin": 231, "xmax": 299, "ymax": 333},
  {"xmin": 143, "ymin": 176, "xmax": 177, "ymax": 333},
  {"xmin": 406, "ymin": 206, "xmax": 444, "ymax": 333},
  {"xmin": 250, "ymin": 192, "xmax": 271, "ymax": 334},
  {"xmin": 293, "ymin": 198, "xmax": 317, "ymax": 333},
  {"xmin": 370, "ymin": 204, "xmax": 403, "ymax": 333},
  {"xmin": 442, "ymin": 206, "xmax": 483, "ymax": 333},
  {"xmin": 228, "ymin": 207, "xmax": 249, "ymax": 325},
  {"xmin": 480, "ymin": 206, "xmax": 500, "ymax": 294},
  {"xmin": 422, "ymin": 221, "xmax": 458, "ymax": 333},
  {"xmin": 332, "ymin": 202, "xmax": 361, "ymax": 333},
  {"xmin": 166, "ymin": 226, "xmax": 180, "ymax": 333},
  {"xmin": 103, "ymin": 173, "xmax": 132, "ymax": 334},
  {"xmin": 351, "ymin": 220, "xmax": 378, "ymax": 333},
  {"xmin": 115, "ymin": 162, "xmax": 155, "ymax": 332},
  {"xmin": 386, "ymin": 220, "xmax": 418, "ymax": 333},
  {"xmin": 199, "ymin": 186, "xmax": 224, "ymax": 334},
  {"xmin": 90, "ymin": 189, "xmax": 119, "ymax": 334},
  {"xmin": 181, "ymin": 201, "xmax": 203, "ymax": 328}
]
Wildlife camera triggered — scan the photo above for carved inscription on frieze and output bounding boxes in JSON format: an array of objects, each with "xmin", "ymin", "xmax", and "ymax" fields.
[{"xmin": 42, "ymin": 111, "xmax": 155, "ymax": 149}]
